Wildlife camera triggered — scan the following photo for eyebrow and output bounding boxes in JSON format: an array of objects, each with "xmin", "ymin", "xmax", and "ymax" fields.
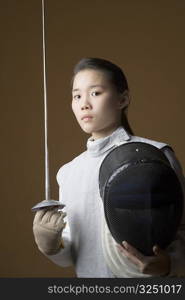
[{"xmin": 72, "ymin": 85, "xmax": 105, "ymax": 92}]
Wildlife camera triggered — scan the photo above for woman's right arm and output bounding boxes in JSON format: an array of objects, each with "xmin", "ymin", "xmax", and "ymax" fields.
[
  {"xmin": 43, "ymin": 211, "xmax": 73, "ymax": 267},
  {"xmin": 33, "ymin": 164, "xmax": 74, "ymax": 268},
  {"xmin": 44, "ymin": 162, "xmax": 74, "ymax": 267}
]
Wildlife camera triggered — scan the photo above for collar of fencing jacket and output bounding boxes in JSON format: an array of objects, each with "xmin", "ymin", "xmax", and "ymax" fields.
[{"xmin": 86, "ymin": 126, "xmax": 131, "ymax": 157}]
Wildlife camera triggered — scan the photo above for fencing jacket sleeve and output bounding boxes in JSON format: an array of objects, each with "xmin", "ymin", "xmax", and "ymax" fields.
[
  {"xmin": 44, "ymin": 165, "xmax": 74, "ymax": 268},
  {"xmin": 161, "ymin": 146, "xmax": 185, "ymax": 277}
]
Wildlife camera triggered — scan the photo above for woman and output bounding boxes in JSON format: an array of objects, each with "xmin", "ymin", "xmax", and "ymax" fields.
[{"xmin": 33, "ymin": 57, "xmax": 185, "ymax": 277}]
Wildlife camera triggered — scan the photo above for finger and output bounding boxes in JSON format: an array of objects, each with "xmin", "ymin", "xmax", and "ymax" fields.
[
  {"xmin": 50, "ymin": 211, "xmax": 66, "ymax": 225},
  {"xmin": 119, "ymin": 245, "xmax": 142, "ymax": 267},
  {"xmin": 122, "ymin": 241, "xmax": 145, "ymax": 262},
  {"xmin": 153, "ymin": 245, "xmax": 164, "ymax": 256},
  {"xmin": 116, "ymin": 244, "xmax": 131, "ymax": 257},
  {"xmin": 116, "ymin": 243, "xmax": 138, "ymax": 263},
  {"xmin": 43, "ymin": 209, "xmax": 66, "ymax": 224},
  {"xmin": 50, "ymin": 212, "xmax": 61, "ymax": 224},
  {"xmin": 33, "ymin": 208, "xmax": 48, "ymax": 224},
  {"xmin": 116, "ymin": 244, "xmax": 124, "ymax": 252},
  {"xmin": 41, "ymin": 209, "xmax": 57, "ymax": 223},
  {"xmin": 153, "ymin": 245, "xmax": 158, "ymax": 255},
  {"xmin": 59, "ymin": 211, "xmax": 67, "ymax": 219},
  {"xmin": 56, "ymin": 215, "xmax": 66, "ymax": 230}
]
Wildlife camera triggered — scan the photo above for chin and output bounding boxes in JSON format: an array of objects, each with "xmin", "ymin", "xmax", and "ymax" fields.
[
  {"xmin": 78, "ymin": 123, "xmax": 93, "ymax": 134},
  {"xmin": 82, "ymin": 128, "xmax": 94, "ymax": 134}
]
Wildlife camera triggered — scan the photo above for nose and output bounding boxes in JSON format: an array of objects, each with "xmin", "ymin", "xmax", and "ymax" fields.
[{"xmin": 80, "ymin": 95, "xmax": 92, "ymax": 110}]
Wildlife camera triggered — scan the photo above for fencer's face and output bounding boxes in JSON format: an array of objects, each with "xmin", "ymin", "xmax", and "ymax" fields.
[{"xmin": 72, "ymin": 69, "xmax": 127, "ymax": 139}]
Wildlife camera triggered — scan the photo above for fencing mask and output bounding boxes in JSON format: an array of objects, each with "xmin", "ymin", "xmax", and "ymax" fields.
[{"xmin": 99, "ymin": 142, "xmax": 184, "ymax": 259}]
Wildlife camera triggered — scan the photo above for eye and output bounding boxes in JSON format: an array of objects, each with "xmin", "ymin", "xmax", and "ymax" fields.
[
  {"xmin": 91, "ymin": 91, "xmax": 101, "ymax": 96},
  {"xmin": 73, "ymin": 94, "xmax": 81, "ymax": 100}
]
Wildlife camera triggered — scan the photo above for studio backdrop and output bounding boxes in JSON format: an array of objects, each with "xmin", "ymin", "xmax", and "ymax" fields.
[{"xmin": 0, "ymin": 0, "xmax": 184, "ymax": 277}]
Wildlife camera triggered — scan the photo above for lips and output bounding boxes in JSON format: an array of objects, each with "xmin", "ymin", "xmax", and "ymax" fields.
[{"xmin": 81, "ymin": 115, "xmax": 93, "ymax": 120}]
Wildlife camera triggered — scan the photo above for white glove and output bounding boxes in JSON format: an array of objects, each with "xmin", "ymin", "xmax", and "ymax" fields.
[{"xmin": 33, "ymin": 208, "xmax": 66, "ymax": 255}]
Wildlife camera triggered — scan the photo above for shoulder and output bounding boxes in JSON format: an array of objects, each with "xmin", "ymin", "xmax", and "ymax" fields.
[
  {"xmin": 129, "ymin": 134, "xmax": 173, "ymax": 151},
  {"xmin": 56, "ymin": 150, "xmax": 87, "ymax": 185},
  {"xmin": 130, "ymin": 134, "xmax": 183, "ymax": 174}
]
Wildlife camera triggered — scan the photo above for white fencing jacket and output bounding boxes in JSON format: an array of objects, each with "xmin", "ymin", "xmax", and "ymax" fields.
[{"xmin": 46, "ymin": 126, "xmax": 185, "ymax": 278}]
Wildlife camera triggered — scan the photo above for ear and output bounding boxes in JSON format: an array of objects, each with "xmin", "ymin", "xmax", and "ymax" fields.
[{"xmin": 117, "ymin": 90, "xmax": 130, "ymax": 110}]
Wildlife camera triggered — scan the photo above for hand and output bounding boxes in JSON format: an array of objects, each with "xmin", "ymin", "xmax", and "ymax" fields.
[
  {"xmin": 33, "ymin": 208, "xmax": 66, "ymax": 255},
  {"xmin": 117, "ymin": 241, "xmax": 171, "ymax": 276}
]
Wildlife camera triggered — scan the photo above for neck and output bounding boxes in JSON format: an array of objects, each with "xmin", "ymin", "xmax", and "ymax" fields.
[{"xmin": 91, "ymin": 123, "xmax": 122, "ymax": 140}]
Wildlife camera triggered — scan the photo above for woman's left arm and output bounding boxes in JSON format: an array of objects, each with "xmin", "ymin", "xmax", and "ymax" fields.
[
  {"xmin": 117, "ymin": 146, "xmax": 185, "ymax": 277},
  {"xmin": 117, "ymin": 241, "xmax": 171, "ymax": 276},
  {"xmin": 161, "ymin": 146, "xmax": 185, "ymax": 277}
]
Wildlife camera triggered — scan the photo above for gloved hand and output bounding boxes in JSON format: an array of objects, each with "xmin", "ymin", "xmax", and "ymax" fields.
[{"xmin": 33, "ymin": 208, "xmax": 66, "ymax": 255}]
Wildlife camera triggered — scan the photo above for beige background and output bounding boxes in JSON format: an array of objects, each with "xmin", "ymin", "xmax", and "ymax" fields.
[{"xmin": 0, "ymin": 0, "xmax": 184, "ymax": 277}]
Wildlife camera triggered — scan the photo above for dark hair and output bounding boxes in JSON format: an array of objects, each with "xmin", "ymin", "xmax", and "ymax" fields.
[{"xmin": 71, "ymin": 57, "xmax": 134, "ymax": 135}]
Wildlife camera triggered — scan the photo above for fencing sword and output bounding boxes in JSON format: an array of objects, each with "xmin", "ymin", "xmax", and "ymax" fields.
[{"xmin": 31, "ymin": 0, "xmax": 64, "ymax": 212}]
